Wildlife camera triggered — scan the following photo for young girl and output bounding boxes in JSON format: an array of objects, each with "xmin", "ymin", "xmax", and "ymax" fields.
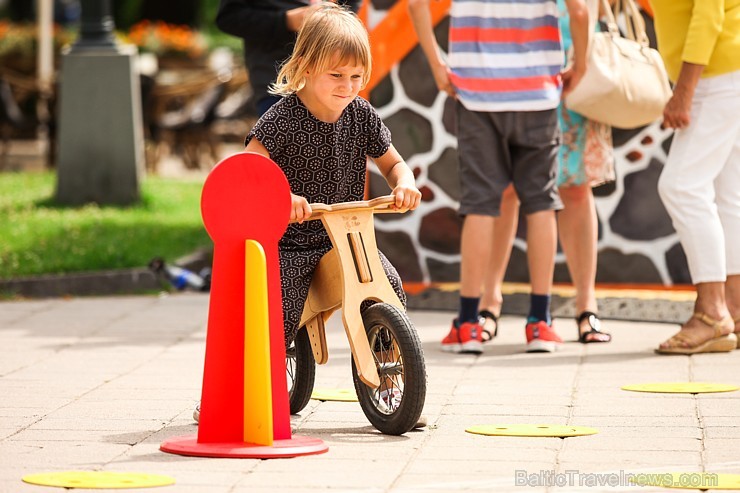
[{"xmin": 244, "ymin": 3, "xmax": 422, "ymax": 347}]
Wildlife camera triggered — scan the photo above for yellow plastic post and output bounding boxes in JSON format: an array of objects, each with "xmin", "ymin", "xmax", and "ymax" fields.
[{"xmin": 244, "ymin": 239, "xmax": 273, "ymax": 446}]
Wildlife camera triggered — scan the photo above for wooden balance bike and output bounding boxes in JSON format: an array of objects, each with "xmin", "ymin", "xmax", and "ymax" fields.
[{"xmin": 285, "ymin": 195, "xmax": 427, "ymax": 435}]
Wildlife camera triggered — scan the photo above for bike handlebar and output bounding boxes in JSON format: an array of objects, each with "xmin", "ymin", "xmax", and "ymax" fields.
[{"xmin": 290, "ymin": 195, "xmax": 400, "ymax": 223}]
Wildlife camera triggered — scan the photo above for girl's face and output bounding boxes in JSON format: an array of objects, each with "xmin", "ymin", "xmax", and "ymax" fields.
[{"xmin": 301, "ymin": 56, "xmax": 365, "ymax": 122}]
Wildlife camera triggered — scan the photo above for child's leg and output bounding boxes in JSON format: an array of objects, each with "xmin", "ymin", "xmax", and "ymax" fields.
[
  {"xmin": 525, "ymin": 210, "xmax": 557, "ymax": 301},
  {"xmin": 509, "ymin": 109, "xmax": 562, "ymax": 351},
  {"xmin": 448, "ymin": 106, "xmax": 512, "ymax": 353},
  {"xmin": 460, "ymin": 214, "xmax": 494, "ymax": 308},
  {"xmin": 456, "ymin": 105, "xmax": 512, "ymax": 326},
  {"xmin": 280, "ymin": 247, "xmax": 331, "ymax": 348},
  {"xmin": 360, "ymin": 251, "xmax": 406, "ymax": 312}
]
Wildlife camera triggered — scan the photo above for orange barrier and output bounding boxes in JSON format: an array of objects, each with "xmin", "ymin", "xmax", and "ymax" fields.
[
  {"xmin": 636, "ymin": 0, "xmax": 653, "ymax": 17},
  {"xmin": 361, "ymin": 0, "xmax": 451, "ymax": 97}
]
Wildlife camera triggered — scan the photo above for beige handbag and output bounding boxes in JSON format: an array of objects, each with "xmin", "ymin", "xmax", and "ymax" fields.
[{"xmin": 564, "ymin": 0, "xmax": 672, "ymax": 129}]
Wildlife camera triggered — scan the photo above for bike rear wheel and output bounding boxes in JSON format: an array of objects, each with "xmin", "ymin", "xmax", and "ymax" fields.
[
  {"xmin": 352, "ymin": 303, "xmax": 426, "ymax": 435},
  {"xmin": 286, "ymin": 327, "xmax": 315, "ymax": 414}
]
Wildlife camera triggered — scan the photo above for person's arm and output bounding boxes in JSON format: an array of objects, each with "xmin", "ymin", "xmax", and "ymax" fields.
[
  {"xmin": 339, "ymin": 0, "xmax": 362, "ymax": 14},
  {"xmin": 217, "ymin": 0, "xmax": 363, "ymax": 46},
  {"xmin": 561, "ymin": 0, "xmax": 589, "ymax": 96},
  {"xmin": 662, "ymin": 62, "xmax": 704, "ymax": 129},
  {"xmin": 407, "ymin": 0, "xmax": 456, "ymax": 98},
  {"xmin": 215, "ymin": 0, "xmax": 305, "ymax": 48},
  {"xmin": 373, "ymin": 144, "xmax": 422, "ymax": 211},
  {"xmin": 245, "ymin": 138, "xmax": 312, "ymax": 223},
  {"xmin": 660, "ymin": 1, "xmax": 722, "ymax": 129},
  {"xmin": 682, "ymin": 0, "xmax": 724, "ymax": 69},
  {"xmin": 286, "ymin": 0, "xmax": 362, "ymax": 31}
]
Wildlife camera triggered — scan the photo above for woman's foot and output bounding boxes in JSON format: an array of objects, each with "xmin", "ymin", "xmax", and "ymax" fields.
[
  {"xmin": 577, "ymin": 311, "xmax": 611, "ymax": 343},
  {"xmin": 656, "ymin": 312, "xmax": 736, "ymax": 354},
  {"xmin": 734, "ymin": 315, "xmax": 740, "ymax": 349}
]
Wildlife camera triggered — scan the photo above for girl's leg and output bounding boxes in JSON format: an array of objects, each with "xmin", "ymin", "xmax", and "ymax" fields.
[
  {"xmin": 480, "ymin": 185, "xmax": 520, "ymax": 315},
  {"xmin": 376, "ymin": 250, "xmax": 407, "ymax": 308},
  {"xmin": 557, "ymin": 183, "xmax": 607, "ymax": 341},
  {"xmin": 558, "ymin": 183, "xmax": 597, "ymax": 313}
]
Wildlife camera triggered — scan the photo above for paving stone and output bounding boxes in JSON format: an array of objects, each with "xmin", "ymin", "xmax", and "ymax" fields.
[{"xmin": 1, "ymin": 295, "xmax": 739, "ymax": 492}]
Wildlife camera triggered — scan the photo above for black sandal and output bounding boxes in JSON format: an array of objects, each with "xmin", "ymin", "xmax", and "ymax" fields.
[
  {"xmin": 478, "ymin": 310, "xmax": 499, "ymax": 343},
  {"xmin": 577, "ymin": 311, "xmax": 611, "ymax": 343}
]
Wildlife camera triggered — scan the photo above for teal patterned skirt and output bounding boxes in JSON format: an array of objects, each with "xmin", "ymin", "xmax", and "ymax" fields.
[
  {"xmin": 557, "ymin": 0, "xmax": 616, "ymax": 188},
  {"xmin": 557, "ymin": 104, "xmax": 615, "ymax": 188}
]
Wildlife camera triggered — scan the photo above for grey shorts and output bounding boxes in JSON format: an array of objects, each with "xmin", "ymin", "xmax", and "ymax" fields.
[{"xmin": 456, "ymin": 102, "xmax": 563, "ymax": 217}]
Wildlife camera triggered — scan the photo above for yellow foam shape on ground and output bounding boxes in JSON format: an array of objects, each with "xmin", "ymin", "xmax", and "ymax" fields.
[
  {"xmin": 22, "ymin": 471, "xmax": 175, "ymax": 489},
  {"xmin": 244, "ymin": 239, "xmax": 273, "ymax": 446},
  {"xmin": 465, "ymin": 424, "xmax": 598, "ymax": 437},
  {"xmin": 622, "ymin": 382, "xmax": 739, "ymax": 394},
  {"xmin": 311, "ymin": 389, "xmax": 358, "ymax": 402},
  {"xmin": 630, "ymin": 472, "xmax": 740, "ymax": 490}
]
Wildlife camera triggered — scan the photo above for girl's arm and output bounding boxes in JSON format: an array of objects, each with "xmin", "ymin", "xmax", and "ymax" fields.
[
  {"xmin": 244, "ymin": 139, "xmax": 312, "ymax": 223},
  {"xmin": 562, "ymin": 0, "xmax": 589, "ymax": 95},
  {"xmin": 373, "ymin": 144, "xmax": 422, "ymax": 211}
]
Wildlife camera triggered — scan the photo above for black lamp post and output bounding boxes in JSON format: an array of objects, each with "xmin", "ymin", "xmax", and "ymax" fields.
[{"xmin": 69, "ymin": 0, "xmax": 119, "ymax": 53}]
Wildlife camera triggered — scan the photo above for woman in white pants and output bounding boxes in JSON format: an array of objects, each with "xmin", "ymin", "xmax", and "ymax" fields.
[
  {"xmin": 656, "ymin": 69, "xmax": 740, "ymax": 354},
  {"xmin": 652, "ymin": 0, "xmax": 740, "ymax": 354}
]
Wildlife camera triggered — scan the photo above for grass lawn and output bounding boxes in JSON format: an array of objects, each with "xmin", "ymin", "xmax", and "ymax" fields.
[{"xmin": 0, "ymin": 172, "xmax": 212, "ymax": 279}]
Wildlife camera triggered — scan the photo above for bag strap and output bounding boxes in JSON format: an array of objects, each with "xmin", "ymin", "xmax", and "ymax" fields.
[
  {"xmin": 622, "ymin": 0, "xmax": 650, "ymax": 46},
  {"xmin": 585, "ymin": 0, "xmax": 599, "ymax": 33},
  {"xmin": 599, "ymin": 0, "xmax": 622, "ymax": 37},
  {"xmin": 605, "ymin": 0, "xmax": 650, "ymax": 46}
]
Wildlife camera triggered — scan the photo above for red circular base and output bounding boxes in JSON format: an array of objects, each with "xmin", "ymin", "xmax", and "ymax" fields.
[{"xmin": 160, "ymin": 434, "xmax": 328, "ymax": 458}]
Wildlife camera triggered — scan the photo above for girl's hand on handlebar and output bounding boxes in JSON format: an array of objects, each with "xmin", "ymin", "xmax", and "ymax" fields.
[
  {"xmin": 291, "ymin": 193, "xmax": 312, "ymax": 224},
  {"xmin": 391, "ymin": 185, "xmax": 421, "ymax": 212}
]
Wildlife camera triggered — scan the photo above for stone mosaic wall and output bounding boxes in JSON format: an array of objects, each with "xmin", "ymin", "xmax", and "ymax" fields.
[{"xmin": 366, "ymin": 8, "xmax": 690, "ymax": 286}]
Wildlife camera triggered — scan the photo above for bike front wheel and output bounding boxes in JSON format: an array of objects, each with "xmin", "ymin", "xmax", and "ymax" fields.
[{"xmin": 352, "ymin": 303, "xmax": 427, "ymax": 435}]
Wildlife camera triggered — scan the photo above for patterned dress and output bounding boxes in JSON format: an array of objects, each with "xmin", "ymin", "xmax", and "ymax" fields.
[
  {"xmin": 557, "ymin": 0, "xmax": 616, "ymax": 187},
  {"xmin": 246, "ymin": 94, "xmax": 407, "ymax": 347}
]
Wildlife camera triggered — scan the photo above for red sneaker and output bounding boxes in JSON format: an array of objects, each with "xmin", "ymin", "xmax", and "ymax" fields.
[
  {"xmin": 441, "ymin": 319, "xmax": 484, "ymax": 354},
  {"xmin": 525, "ymin": 320, "xmax": 563, "ymax": 353}
]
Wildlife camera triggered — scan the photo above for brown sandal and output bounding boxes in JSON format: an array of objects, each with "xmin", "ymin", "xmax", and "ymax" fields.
[
  {"xmin": 655, "ymin": 312, "xmax": 737, "ymax": 355},
  {"xmin": 735, "ymin": 316, "xmax": 740, "ymax": 349}
]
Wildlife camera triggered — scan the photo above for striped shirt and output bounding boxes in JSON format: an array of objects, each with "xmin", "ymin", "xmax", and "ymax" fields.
[{"xmin": 449, "ymin": 0, "xmax": 564, "ymax": 112}]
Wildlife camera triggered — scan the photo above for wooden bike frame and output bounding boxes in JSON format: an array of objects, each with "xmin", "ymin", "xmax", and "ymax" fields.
[{"xmin": 297, "ymin": 196, "xmax": 404, "ymax": 389}]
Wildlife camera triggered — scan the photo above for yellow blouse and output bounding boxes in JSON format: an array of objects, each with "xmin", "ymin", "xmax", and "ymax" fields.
[{"xmin": 651, "ymin": 0, "xmax": 740, "ymax": 81}]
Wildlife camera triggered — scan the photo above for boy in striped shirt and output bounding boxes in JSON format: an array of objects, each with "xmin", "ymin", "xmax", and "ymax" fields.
[{"xmin": 408, "ymin": 0, "xmax": 588, "ymax": 353}]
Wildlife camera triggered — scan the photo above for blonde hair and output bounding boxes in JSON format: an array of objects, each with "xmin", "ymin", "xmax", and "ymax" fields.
[{"xmin": 270, "ymin": 3, "xmax": 372, "ymax": 96}]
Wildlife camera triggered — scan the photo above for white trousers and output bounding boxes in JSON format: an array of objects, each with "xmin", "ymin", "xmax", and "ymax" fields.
[{"xmin": 658, "ymin": 70, "xmax": 740, "ymax": 284}]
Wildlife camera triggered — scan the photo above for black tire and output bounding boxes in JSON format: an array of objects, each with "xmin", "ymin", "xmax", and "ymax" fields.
[
  {"xmin": 287, "ymin": 327, "xmax": 315, "ymax": 415},
  {"xmin": 352, "ymin": 303, "xmax": 427, "ymax": 435}
]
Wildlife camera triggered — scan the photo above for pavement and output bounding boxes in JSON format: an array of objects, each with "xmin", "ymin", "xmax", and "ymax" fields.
[{"xmin": 1, "ymin": 292, "xmax": 739, "ymax": 493}]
